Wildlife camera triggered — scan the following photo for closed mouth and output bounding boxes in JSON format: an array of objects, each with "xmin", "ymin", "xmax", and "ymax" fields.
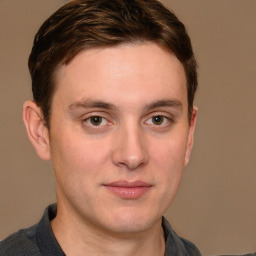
[{"xmin": 103, "ymin": 180, "xmax": 152, "ymax": 199}]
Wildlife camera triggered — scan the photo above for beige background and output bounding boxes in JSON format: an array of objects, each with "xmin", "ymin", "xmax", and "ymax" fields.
[{"xmin": 0, "ymin": 0, "xmax": 255, "ymax": 255}]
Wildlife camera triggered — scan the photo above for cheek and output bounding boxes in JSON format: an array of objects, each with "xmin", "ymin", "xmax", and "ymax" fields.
[
  {"xmin": 50, "ymin": 131, "xmax": 111, "ymax": 179},
  {"xmin": 150, "ymin": 135, "xmax": 188, "ymax": 171},
  {"xmin": 149, "ymin": 135, "xmax": 188, "ymax": 200},
  {"xmin": 50, "ymin": 135, "xmax": 112, "ymax": 203}
]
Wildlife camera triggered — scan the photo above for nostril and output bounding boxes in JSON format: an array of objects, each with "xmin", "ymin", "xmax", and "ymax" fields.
[
  {"xmin": 111, "ymin": 127, "xmax": 149, "ymax": 170},
  {"xmin": 112, "ymin": 144, "xmax": 149, "ymax": 170},
  {"xmin": 121, "ymin": 155, "xmax": 147, "ymax": 170}
]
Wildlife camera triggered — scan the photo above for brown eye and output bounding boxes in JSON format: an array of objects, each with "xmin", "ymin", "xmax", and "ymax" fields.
[
  {"xmin": 145, "ymin": 115, "xmax": 170, "ymax": 127},
  {"xmin": 152, "ymin": 116, "xmax": 164, "ymax": 125},
  {"xmin": 88, "ymin": 116, "xmax": 103, "ymax": 126}
]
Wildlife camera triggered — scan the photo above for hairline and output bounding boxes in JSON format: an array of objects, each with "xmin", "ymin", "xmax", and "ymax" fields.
[{"xmin": 46, "ymin": 41, "xmax": 191, "ymax": 129}]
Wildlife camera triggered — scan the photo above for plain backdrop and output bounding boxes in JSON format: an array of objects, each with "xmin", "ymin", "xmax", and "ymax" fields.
[{"xmin": 0, "ymin": 0, "xmax": 255, "ymax": 255}]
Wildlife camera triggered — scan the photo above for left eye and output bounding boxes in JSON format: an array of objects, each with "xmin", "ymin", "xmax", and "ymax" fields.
[
  {"xmin": 145, "ymin": 115, "xmax": 169, "ymax": 126},
  {"xmin": 86, "ymin": 116, "xmax": 108, "ymax": 126}
]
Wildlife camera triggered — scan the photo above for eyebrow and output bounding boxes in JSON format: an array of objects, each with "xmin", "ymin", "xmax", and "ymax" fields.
[
  {"xmin": 68, "ymin": 98, "xmax": 183, "ymax": 112},
  {"xmin": 68, "ymin": 99, "xmax": 118, "ymax": 111},
  {"xmin": 144, "ymin": 99, "xmax": 183, "ymax": 112}
]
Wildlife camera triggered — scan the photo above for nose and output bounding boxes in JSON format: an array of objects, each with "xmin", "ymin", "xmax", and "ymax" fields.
[{"xmin": 112, "ymin": 125, "xmax": 149, "ymax": 170}]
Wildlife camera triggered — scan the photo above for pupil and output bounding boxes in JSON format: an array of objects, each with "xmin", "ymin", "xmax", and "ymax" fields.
[
  {"xmin": 153, "ymin": 116, "xmax": 163, "ymax": 125},
  {"xmin": 91, "ymin": 116, "xmax": 102, "ymax": 125}
]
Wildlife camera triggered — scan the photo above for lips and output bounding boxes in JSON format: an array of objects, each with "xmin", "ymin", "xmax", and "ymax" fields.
[{"xmin": 104, "ymin": 180, "xmax": 152, "ymax": 199}]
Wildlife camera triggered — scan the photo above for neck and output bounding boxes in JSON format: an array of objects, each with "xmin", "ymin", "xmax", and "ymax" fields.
[{"xmin": 51, "ymin": 206, "xmax": 166, "ymax": 256}]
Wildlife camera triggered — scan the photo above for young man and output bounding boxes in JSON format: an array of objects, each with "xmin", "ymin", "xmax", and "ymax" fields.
[{"xmin": 0, "ymin": 0, "xmax": 201, "ymax": 255}]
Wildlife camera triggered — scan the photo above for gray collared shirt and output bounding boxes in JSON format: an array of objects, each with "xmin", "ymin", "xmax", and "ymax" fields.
[{"xmin": 0, "ymin": 204, "xmax": 202, "ymax": 256}]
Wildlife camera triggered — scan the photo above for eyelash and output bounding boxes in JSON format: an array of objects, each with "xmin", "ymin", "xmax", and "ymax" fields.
[
  {"xmin": 144, "ymin": 115, "xmax": 172, "ymax": 127},
  {"xmin": 82, "ymin": 114, "xmax": 173, "ymax": 129},
  {"xmin": 84, "ymin": 115, "xmax": 110, "ymax": 127}
]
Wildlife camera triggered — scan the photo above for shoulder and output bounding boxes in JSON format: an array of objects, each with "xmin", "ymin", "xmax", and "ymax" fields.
[
  {"xmin": 178, "ymin": 236, "xmax": 202, "ymax": 256},
  {"xmin": 0, "ymin": 224, "xmax": 41, "ymax": 256},
  {"xmin": 162, "ymin": 217, "xmax": 202, "ymax": 256},
  {"xmin": 220, "ymin": 254, "xmax": 256, "ymax": 256}
]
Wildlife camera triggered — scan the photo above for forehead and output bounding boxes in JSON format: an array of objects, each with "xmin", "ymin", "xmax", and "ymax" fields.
[{"xmin": 53, "ymin": 43, "xmax": 187, "ymax": 109}]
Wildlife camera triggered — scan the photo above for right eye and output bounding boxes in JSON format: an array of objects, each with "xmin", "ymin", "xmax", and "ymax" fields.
[{"xmin": 85, "ymin": 116, "xmax": 108, "ymax": 127}]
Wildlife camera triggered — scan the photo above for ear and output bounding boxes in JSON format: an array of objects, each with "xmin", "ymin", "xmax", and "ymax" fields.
[
  {"xmin": 184, "ymin": 106, "xmax": 198, "ymax": 166},
  {"xmin": 23, "ymin": 100, "xmax": 51, "ymax": 161}
]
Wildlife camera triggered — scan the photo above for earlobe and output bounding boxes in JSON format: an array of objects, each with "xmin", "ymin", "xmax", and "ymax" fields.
[
  {"xmin": 23, "ymin": 100, "xmax": 51, "ymax": 161},
  {"xmin": 184, "ymin": 106, "xmax": 198, "ymax": 166}
]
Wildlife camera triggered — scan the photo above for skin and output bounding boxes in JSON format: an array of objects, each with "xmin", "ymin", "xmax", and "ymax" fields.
[{"xmin": 23, "ymin": 42, "xmax": 197, "ymax": 256}]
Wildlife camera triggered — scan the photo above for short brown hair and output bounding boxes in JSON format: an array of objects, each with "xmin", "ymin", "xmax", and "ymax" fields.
[{"xmin": 28, "ymin": 0, "xmax": 198, "ymax": 128}]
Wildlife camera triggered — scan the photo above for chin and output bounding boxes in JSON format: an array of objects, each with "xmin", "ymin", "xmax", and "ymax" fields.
[{"xmin": 103, "ymin": 209, "xmax": 161, "ymax": 235}]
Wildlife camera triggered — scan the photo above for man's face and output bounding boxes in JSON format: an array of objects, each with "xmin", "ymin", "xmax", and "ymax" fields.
[{"xmin": 47, "ymin": 43, "xmax": 196, "ymax": 234}]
